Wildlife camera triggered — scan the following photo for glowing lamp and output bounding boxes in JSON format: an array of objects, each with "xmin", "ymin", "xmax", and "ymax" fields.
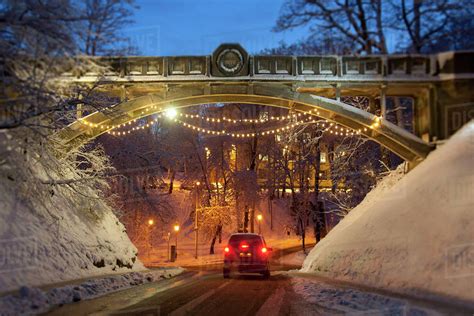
[{"xmin": 165, "ymin": 108, "xmax": 178, "ymax": 119}]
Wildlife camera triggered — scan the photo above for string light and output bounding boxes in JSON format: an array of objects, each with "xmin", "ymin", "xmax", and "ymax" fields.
[
  {"xmin": 176, "ymin": 118, "xmax": 357, "ymax": 138},
  {"xmin": 79, "ymin": 108, "xmax": 366, "ymax": 138},
  {"xmin": 79, "ymin": 108, "xmax": 322, "ymax": 129},
  {"xmin": 178, "ymin": 110, "xmax": 318, "ymax": 125},
  {"xmin": 103, "ymin": 117, "xmax": 358, "ymax": 138}
]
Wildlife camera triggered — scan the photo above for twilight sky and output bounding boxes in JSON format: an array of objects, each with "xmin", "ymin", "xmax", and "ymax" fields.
[{"xmin": 124, "ymin": 0, "xmax": 308, "ymax": 56}]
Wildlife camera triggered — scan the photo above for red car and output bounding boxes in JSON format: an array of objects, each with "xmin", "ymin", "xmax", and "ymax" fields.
[{"xmin": 223, "ymin": 233, "xmax": 272, "ymax": 279}]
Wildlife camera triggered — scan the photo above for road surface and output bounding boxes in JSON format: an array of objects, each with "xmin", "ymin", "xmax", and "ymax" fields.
[{"xmin": 45, "ymin": 247, "xmax": 472, "ymax": 316}]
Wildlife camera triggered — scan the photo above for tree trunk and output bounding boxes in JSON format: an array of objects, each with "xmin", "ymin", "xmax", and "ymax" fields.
[
  {"xmin": 312, "ymin": 139, "xmax": 322, "ymax": 241},
  {"xmin": 413, "ymin": 0, "xmax": 421, "ymax": 52},
  {"xmin": 299, "ymin": 216, "xmax": 306, "ymax": 254},
  {"xmin": 312, "ymin": 201, "xmax": 327, "ymax": 243},
  {"xmin": 168, "ymin": 169, "xmax": 175, "ymax": 194},
  {"xmin": 209, "ymin": 224, "xmax": 222, "ymax": 254},
  {"xmin": 250, "ymin": 204, "xmax": 255, "ymax": 233},
  {"xmin": 244, "ymin": 206, "xmax": 249, "ymax": 233},
  {"xmin": 219, "ymin": 227, "xmax": 222, "ymax": 243}
]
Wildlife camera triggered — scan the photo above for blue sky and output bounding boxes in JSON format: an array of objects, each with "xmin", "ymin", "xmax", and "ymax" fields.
[{"xmin": 124, "ymin": 0, "xmax": 308, "ymax": 56}]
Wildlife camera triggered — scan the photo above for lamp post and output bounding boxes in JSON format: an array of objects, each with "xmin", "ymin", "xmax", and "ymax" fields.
[
  {"xmin": 257, "ymin": 214, "xmax": 263, "ymax": 235},
  {"xmin": 195, "ymin": 181, "xmax": 200, "ymax": 259},
  {"xmin": 147, "ymin": 219, "xmax": 154, "ymax": 260},
  {"xmin": 167, "ymin": 232, "xmax": 171, "ymax": 262},
  {"xmin": 174, "ymin": 223, "xmax": 180, "ymax": 257}
]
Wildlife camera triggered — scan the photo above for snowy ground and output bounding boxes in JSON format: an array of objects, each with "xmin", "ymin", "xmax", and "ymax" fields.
[
  {"xmin": 0, "ymin": 267, "xmax": 183, "ymax": 315},
  {"xmin": 278, "ymin": 247, "xmax": 313, "ymax": 266},
  {"xmin": 301, "ymin": 122, "xmax": 474, "ymax": 303}
]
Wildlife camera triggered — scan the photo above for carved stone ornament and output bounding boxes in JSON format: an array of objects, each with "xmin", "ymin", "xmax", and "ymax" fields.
[{"xmin": 216, "ymin": 48, "xmax": 244, "ymax": 75}]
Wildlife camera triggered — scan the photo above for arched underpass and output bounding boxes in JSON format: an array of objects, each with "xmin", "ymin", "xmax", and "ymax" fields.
[{"xmin": 56, "ymin": 83, "xmax": 434, "ymax": 167}]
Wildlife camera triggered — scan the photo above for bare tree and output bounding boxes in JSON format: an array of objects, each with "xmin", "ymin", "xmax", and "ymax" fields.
[
  {"xmin": 392, "ymin": 0, "xmax": 469, "ymax": 53},
  {"xmin": 274, "ymin": 0, "xmax": 474, "ymax": 55},
  {"xmin": 80, "ymin": 0, "xmax": 138, "ymax": 56},
  {"xmin": 274, "ymin": 0, "xmax": 388, "ymax": 54}
]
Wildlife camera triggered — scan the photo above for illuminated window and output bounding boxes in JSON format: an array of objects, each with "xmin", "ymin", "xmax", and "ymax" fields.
[{"xmin": 320, "ymin": 152, "xmax": 327, "ymax": 163}]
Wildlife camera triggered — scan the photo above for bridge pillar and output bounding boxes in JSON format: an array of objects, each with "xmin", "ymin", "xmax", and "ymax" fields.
[
  {"xmin": 76, "ymin": 94, "xmax": 83, "ymax": 119},
  {"xmin": 380, "ymin": 84, "xmax": 387, "ymax": 118},
  {"xmin": 335, "ymin": 83, "xmax": 341, "ymax": 101}
]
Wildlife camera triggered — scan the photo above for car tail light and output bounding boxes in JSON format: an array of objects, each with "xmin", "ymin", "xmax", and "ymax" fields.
[
  {"xmin": 261, "ymin": 247, "xmax": 268, "ymax": 254},
  {"xmin": 224, "ymin": 246, "xmax": 230, "ymax": 254},
  {"xmin": 239, "ymin": 243, "xmax": 249, "ymax": 250}
]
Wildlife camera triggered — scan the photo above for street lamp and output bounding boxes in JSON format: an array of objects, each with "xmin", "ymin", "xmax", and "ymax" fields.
[
  {"xmin": 174, "ymin": 223, "xmax": 180, "ymax": 258},
  {"xmin": 257, "ymin": 214, "xmax": 263, "ymax": 235},
  {"xmin": 147, "ymin": 219, "xmax": 154, "ymax": 260},
  {"xmin": 195, "ymin": 181, "xmax": 201, "ymax": 259},
  {"xmin": 167, "ymin": 232, "xmax": 171, "ymax": 262}
]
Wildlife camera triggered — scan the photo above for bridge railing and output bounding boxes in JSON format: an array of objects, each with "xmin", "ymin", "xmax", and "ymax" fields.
[{"xmin": 63, "ymin": 50, "xmax": 474, "ymax": 82}]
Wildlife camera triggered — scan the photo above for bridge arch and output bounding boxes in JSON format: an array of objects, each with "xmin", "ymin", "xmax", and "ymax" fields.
[{"xmin": 56, "ymin": 82, "xmax": 434, "ymax": 166}]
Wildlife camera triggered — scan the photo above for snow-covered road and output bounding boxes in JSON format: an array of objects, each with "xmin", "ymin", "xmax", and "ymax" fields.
[
  {"xmin": 3, "ymin": 244, "xmax": 471, "ymax": 315},
  {"xmin": 42, "ymin": 268, "xmax": 471, "ymax": 316}
]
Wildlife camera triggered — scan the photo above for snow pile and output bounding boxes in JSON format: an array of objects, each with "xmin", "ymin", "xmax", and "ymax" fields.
[
  {"xmin": 0, "ymin": 141, "xmax": 146, "ymax": 293},
  {"xmin": 301, "ymin": 122, "xmax": 474, "ymax": 302},
  {"xmin": 0, "ymin": 268, "xmax": 183, "ymax": 315},
  {"xmin": 0, "ymin": 178, "xmax": 145, "ymax": 293},
  {"xmin": 291, "ymin": 277, "xmax": 443, "ymax": 315}
]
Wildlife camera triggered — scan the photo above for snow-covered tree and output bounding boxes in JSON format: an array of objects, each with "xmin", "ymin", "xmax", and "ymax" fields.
[{"xmin": 0, "ymin": 0, "xmax": 138, "ymax": 220}]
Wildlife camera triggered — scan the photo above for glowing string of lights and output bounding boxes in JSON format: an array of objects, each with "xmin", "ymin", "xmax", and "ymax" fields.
[
  {"xmin": 106, "ymin": 116, "xmax": 363, "ymax": 138},
  {"xmin": 79, "ymin": 108, "xmax": 321, "ymax": 128},
  {"xmin": 79, "ymin": 108, "xmax": 379, "ymax": 137},
  {"xmin": 178, "ymin": 111, "xmax": 314, "ymax": 124}
]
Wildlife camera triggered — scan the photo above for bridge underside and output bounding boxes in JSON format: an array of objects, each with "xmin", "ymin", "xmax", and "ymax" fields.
[{"xmin": 56, "ymin": 82, "xmax": 434, "ymax": 165}]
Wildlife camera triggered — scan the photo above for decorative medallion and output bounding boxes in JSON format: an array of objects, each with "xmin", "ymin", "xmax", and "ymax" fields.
[{"xmin": 217, "ymin": 48, "xmax": 244, "ymax": 75}]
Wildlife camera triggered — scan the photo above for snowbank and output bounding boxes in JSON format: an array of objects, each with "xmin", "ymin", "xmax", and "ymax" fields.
[
  {"xmin": 291, "ymin": 277, "xmax": 443, "ymax": 315},
  {"xmin": 0, "ymin": 145, "xmax": 145, "ymax": 293},
  {"xmin": 301, "ymin": 122, "xmax": 474, "ymax": 302},
  {"xmin": 0, "ymin": 178, "xmax": 145, "ymax": 293},
  {"xmin": 0, "ymin": 268, "xmax": 183, "ymax": 315}
]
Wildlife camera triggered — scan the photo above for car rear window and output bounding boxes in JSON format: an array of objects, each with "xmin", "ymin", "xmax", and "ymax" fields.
[{"xmin": 228, "ymin": 235, "xmax": 263, "ymax": 248}]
